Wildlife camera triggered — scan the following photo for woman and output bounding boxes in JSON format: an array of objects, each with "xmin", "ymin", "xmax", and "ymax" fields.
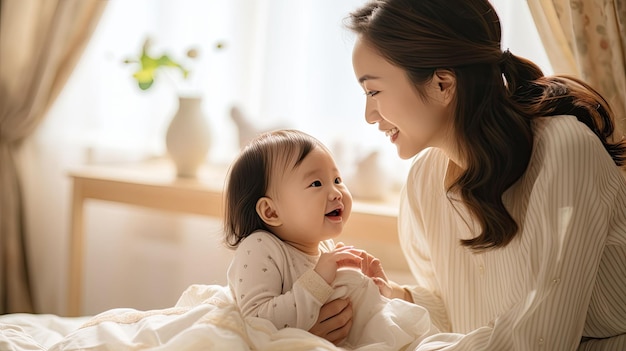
[{"xmin": 310, "ymin": 0, "xmax": 626, "ymax": 349}]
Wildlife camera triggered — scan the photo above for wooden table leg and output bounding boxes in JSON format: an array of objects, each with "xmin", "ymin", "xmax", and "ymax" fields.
[{"xmin": 67, "ymin": 178, "xmax": 84, "ymax": 316}]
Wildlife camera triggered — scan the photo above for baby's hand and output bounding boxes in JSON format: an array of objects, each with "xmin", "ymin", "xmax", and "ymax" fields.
[{"xmin": 315, "ymin": 246, "xmax": 364, "ymax": 284}]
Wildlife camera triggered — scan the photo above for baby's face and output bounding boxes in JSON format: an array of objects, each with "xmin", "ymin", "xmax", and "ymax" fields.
[{"xmin": 270, "ymin": 146, "xmax": 352, "ymax": 249}]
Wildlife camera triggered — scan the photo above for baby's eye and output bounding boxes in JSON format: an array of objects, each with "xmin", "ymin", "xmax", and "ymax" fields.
[
  {"xmin": 310, "ymin": 180, "xmax": 322, "ymax": 187},
  {"xmin": 365, "ymin": 90, "xmax": 379, "ymax": 97},
  {"xmin": 334, "ymin": 177, "xmax": 342, "ymax": 184}
]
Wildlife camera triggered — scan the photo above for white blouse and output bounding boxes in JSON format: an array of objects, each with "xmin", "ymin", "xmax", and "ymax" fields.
[{"xmin": 399, "ymin": 116, "xmax": 626, "ymax": 350}]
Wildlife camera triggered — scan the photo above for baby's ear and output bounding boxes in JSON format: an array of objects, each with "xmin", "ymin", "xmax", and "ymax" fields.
[{"xmin": 256, "ymin": 197, "xmax": 282, "ymax": 227}]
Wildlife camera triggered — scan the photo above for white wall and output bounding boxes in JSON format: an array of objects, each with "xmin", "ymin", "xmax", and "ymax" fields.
[
  {"xmin": 18, "ymin": 136, "xmax": 234, "ymax": 315},
  {"xmin": 81, "ymin": 205, "xmax": 232, "ymax": 314}
]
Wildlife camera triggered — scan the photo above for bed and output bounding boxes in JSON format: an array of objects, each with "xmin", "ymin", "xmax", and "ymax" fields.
[
  {"xmin": 0, "ymin": 270, "xmax": 434, "ymax": 351},
  {"xmin": 0, "ymin": 284, "xmax": 342, "ymax": 350}
]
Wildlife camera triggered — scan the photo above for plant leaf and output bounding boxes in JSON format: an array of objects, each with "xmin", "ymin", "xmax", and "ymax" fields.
[{"xmin": 138, "ymin": 80, "xmax": 154, "ymax": 90}]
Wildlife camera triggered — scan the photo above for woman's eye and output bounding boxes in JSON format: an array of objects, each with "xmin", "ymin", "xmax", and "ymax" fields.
[
  {"xmin": 310, "ymin": 180, "xmax": 322, "ymax": 187},
  {"xmin": 365, "ymin": 90, "xmax": 379, "ymax": 97},
  {"xmin": 334, "ymin": 177, "xmax": 342, "ymax": 184}
]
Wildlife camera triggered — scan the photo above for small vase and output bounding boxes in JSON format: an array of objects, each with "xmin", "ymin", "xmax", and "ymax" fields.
[{"xmin": 165, "ymin": 96, "xmax": 211, "ymax": 178}]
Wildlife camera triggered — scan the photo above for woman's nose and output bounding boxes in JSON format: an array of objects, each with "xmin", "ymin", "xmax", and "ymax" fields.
[{"xmin": 364, "ymin": 98, "xmax": 381, "ymax": 125}]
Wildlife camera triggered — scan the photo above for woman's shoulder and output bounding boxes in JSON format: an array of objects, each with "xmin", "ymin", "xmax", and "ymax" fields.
[
  {"xmin": 533, "ymin": 115, "xmax": 602, "ymax": 150},
  {"xmin": 401, "ymin": 148, "xmax": 449, "ymax": 211},
  {"xmin": 406, "ymin": 147, "xmax": 448, "ymax": 185},
  {"xmin": 409, "ymin": 147, "xmax": 447, "ymax": 172},
  {"xmin": 530, "ymin": 115, "xmax": 621, "ymax": 182}
]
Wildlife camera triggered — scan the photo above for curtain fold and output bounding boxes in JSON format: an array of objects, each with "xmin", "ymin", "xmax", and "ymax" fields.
[
  {"xmin": 0, "ymin": 0, "xmax": 107, "ymax": 314},
  {"xmin": 527, "ymin": 0, "xmax": 626, "ymax": 138}
]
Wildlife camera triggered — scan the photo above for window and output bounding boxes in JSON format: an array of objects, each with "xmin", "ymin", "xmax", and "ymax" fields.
[{"xmin": 43, "ymin": 0, "xmax": 552, "ymax": 184}]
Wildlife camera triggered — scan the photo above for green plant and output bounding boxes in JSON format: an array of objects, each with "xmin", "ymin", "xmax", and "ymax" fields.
[{"xmin": 124, "ymin": 38, "xmax": 224, "ymax": 91}]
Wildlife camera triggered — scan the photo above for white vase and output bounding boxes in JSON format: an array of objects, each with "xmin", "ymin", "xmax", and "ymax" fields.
[{"xmin": 165, "ymin": 96, "xmax": 211, "ymax": 178}]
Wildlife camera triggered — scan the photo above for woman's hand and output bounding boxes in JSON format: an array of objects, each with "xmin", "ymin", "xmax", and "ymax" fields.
[
  {"xmin": 358, "ymin": 249, "xmax": 388, "ymax": 281},
  {"xmin": 352, "ymin": 246, "xmax": 413, "ymax": 301},
  {"xmin": 308, "ymin": 298, "xmax": 353, "ymax": 345},
  {"xmin": 356, "ymin": 248, "xmax": 396, "ymax": 297}
]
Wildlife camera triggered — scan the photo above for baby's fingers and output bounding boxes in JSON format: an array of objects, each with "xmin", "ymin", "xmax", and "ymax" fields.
[
  {"xmin": 334, "ymin": 246, "xmax": 366, "ymax": 257},
  {"xmin": 333, "ymin": 251, "xmax": 364, "ymax": 267}
]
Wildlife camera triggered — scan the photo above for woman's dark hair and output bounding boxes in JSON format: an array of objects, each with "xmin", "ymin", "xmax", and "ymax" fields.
[
  {"xmin": 348, "ymin": 0, "xmax": 626, "ymax": 251},
  {"xmin": 223, "ymin": 129, "xmax": 327, "ymax": 248}
]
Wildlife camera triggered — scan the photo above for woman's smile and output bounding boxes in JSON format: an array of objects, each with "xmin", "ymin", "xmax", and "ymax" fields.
[{"xmin": 385, "ymin": 127, "xmax": 399, "ymax": 142}]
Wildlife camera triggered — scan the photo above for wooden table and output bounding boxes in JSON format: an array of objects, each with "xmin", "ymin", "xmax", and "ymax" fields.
[{"xmin": 67, "ymin": 161, "xmax": 399, "ymax": 316}]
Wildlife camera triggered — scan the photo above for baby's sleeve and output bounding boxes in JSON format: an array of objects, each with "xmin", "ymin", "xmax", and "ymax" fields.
[{"xmin": 227, "ymin": 232, "xmax": 333, "ymax": 330}]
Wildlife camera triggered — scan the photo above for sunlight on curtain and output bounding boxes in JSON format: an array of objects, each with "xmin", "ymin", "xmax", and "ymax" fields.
[{"xmin": 24, "ymin": 0, "xmax": 553, "ymax": 314}]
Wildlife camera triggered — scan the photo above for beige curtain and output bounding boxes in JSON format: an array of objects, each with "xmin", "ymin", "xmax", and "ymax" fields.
[
  {"xmin": 527, "ymin": 0, "xmax": 626, "ymax": 138},
  {"xmin": 0, "ymin": 0, "xmax": 107, "ymax": 314}
]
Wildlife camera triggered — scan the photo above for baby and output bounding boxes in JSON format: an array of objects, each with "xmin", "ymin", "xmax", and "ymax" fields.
[{"xmin": 224, "ymin": 129, "xmax": 436, "ymax": 349}]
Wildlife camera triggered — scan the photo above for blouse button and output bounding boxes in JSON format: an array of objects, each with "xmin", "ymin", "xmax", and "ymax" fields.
[
  {"xmin": 552, "ymin": 278, "xmax": 560, "ymax": 284},
  {"xmin": 538, "ymin": 337, "xmax": 544, "ymax": 344}
]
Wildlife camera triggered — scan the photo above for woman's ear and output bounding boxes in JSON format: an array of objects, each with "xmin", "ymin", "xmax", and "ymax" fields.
[
  {"xmin": 256, "ymin": 197, "xmax": 282, "ymax": 227},
  {"xmin": 432, "ymin": 69, "xmax": 456, "ymax": 106}
]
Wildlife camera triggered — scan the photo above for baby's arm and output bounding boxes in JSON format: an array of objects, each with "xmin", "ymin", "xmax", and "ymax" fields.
[{"xmin": 227, "ymin": 233, "xmax": 362, "ymax": 330}]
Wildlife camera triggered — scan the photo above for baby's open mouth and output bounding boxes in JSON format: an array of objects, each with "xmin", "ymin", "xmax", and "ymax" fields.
[{"xmin": 325, "ymin": 209, "xmax": 342, "ymax": 217}]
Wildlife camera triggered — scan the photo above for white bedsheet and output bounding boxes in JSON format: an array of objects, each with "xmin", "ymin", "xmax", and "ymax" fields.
[{"xmin": 0, "ymin": 276, "xmax": 435, "ymax": 351}]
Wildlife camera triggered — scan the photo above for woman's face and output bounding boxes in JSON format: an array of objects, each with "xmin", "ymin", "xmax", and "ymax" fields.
[{"xmin": 351, "ymin": 37, "xmax": 455, "ymax": 160}]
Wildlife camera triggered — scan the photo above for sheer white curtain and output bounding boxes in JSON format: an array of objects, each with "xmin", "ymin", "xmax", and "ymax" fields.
[
  {"xmin": 38, "ymin": 0, "xmax": 384, "ymax": 167},
  {"xmin": 36, "ymin": 0, "xmax": 553, "ymax": 183},
  {"xmin": 19, "ymin": 0, "xmax": 552, "ymax": 315}
]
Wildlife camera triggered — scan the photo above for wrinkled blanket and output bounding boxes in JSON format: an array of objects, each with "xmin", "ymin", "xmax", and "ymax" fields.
[{"xmin": 0, "ymin": 272, "xmax": 436, "ymax": 351}]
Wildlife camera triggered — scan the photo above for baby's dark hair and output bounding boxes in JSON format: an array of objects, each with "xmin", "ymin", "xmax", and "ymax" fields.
[{"xmin": 223, "ymin": 129, "xmax": 328, "ymax": 248}]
